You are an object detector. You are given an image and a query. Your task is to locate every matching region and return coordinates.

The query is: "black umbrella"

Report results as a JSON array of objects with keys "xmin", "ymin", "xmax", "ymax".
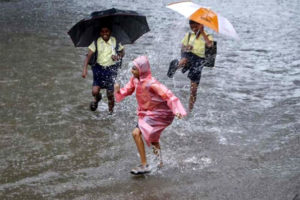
[{"xmin": 68, "ymin": 8, "xmax": 150, "ymax": 47}]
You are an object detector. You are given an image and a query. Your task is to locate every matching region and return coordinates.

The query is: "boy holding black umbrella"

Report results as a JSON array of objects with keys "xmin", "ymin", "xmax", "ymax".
[{"xmin": 82, "ymin": 25, "xmax": 124, "ymax": 114}]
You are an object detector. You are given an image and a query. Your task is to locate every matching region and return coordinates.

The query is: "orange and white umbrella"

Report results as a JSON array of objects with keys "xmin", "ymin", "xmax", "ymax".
[{"xmin": 167, "ymin": 1, "xmax": 239, "ymax": 39}]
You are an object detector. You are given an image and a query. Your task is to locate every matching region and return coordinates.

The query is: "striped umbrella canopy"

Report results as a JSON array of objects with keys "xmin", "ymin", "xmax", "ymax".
[{"xmin": 167, "ymin": 1, "xmax": 239, "ymax": 39}]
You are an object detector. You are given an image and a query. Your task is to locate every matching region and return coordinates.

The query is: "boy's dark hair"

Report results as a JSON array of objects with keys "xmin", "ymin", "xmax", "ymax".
[
  {"xmin": 99, "ymin": 22, "xmax": 112, "ymax": 31},
  {"xmin": 189, "ymin": 20, "xmax": 199, "ymax": 25}
]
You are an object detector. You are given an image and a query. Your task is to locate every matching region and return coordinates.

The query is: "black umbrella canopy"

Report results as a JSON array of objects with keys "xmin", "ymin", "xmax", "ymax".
[{"xmin": 68, "ymin": 8, "xmax": 150, "ymax": 47}]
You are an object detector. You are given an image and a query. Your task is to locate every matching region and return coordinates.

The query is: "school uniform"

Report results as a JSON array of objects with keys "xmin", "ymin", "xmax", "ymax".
[
  {"xmin": 88, "ymin": 37, "xmax": 124, "ymax": 91},
  {"xmin": 181, "ymin": 32, "xmax": 213, "ymax": 84}
]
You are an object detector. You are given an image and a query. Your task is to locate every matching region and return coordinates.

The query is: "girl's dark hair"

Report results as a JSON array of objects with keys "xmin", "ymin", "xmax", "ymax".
[{"xmin": 189, "ymin": 20, "xmax": 199, "ymax": 25}]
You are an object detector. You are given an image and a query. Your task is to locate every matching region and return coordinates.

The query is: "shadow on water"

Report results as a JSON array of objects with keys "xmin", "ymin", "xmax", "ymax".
[{"xmin": 0, "ymin": 0, "xmax": 300, "ymax": 199}]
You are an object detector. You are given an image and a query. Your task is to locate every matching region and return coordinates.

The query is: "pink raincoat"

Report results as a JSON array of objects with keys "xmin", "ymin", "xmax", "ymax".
[{"xmin": 115, "ymin": 56, "xmax": 187, "ymax": 146}]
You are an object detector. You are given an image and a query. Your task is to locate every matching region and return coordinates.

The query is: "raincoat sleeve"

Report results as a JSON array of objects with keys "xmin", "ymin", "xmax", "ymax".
[
  {"xmin": 114, "ymin": 77, "xmax": 136, "ymax": 102},
  {"xmin": 150, "ymin": 83, "xmax": 187, "ymax": 116}
]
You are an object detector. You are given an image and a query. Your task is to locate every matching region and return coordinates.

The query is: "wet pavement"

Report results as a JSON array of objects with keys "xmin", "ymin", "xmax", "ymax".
[{"xmin": 0, "ymin": 0, "xmax": 299, "ymax": 199}]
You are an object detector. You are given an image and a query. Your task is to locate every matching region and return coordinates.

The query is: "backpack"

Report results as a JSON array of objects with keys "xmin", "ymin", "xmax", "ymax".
[
  {"xmin": 88, "ymin": 39, "xmax": 98, "ymax": 66},
  {"xmin": 204, "ymin": 40, "xmax": 217, "ymax": 68},
  {"xmin": 88, "ymin": 38, "xmax": 122, "ymax": 67}
]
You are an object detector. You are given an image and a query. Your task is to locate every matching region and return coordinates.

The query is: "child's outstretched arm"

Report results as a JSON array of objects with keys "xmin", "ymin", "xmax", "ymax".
[
  {"xmin": 82, "ymin": 49, "xmax": 94, "ymax": 78},
  {"xmin": 114, "ymin": 77, "xmax": 136, "ymax": 102},
  {"xmin": 151, "ymin": 83, "xmax": 187, "ymax": 117}
]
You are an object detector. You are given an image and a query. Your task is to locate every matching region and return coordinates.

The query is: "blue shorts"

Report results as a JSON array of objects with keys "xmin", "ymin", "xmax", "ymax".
[
  {"xmin": 92, "ymin": 64, "xmax": 118, "ymax": 91},
  {"xmin": 182, "ymin": 52, "xmax": 205, "ymax": 84}
]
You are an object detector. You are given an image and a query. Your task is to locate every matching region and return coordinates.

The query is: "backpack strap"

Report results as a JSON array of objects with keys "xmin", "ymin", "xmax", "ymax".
[
  {"xmin": 115, "ymin": 38, "xmax": 122, "ymax": 55},
  {"xmin": 181, "ymin": 32, "xmax": 192, "ymax": 56},
  {"xmin": 95, "ymin": 38, "xmax": 98, "ymax": 53},
  {"xmin": 110, "ymin": 37, "xmax": 120, "ymax": 55},
  {"xmin": 187, "ymin": 32, "xmax": 191, "ymax": 45},
  {"xmin": 115, "ymin": 39, "xmax": 119, "ymax": 53},
  {"xmin": 190, "ymin": 30, "xmax": 200, "ymax": 46},
  {"xmin": 113, "ymin": 38, "xmax": 123, "ymax": 68},
  {"xmin": 93, "ymin": 38, "xmax": 98, "ymax": 63},
  {"xmin": 87, "ymin": 39, "xmax": 98, "ymax": 66}
]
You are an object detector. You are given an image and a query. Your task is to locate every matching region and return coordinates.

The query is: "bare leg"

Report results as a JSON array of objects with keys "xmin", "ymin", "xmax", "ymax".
[
  {"xmin": 151, "ymin": 142, "xmax": 160, "ymax": 149},
  {"xmin": 132, "ymin": 128, "xmax": 147, "ymax": 166},
  {"xmin": 178, "ymin": 57, "xmax": 188, "ymax": 68},
  {"xmin": 189, "ymin": 81, "xmax": 199, "ymax": 112},
  {"xmin": 106, "ymin": 90, "xmax": 115, "ymax": 113},
  {"xmin": 92, "ymin": 86, "xmax": 101, "ymax": 101},
  {"xmin": 151, "ymin": 142, "xmax": 163, "ymax": 167},
  {"xmin": 90, "ymin": 86, "xmax": 102, "ymax": 111}
]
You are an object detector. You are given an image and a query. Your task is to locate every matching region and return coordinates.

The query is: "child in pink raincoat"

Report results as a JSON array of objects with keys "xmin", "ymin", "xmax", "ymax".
[{"xmin": 114, "ymin": 56, "xmax": 187, "ymax": 175}]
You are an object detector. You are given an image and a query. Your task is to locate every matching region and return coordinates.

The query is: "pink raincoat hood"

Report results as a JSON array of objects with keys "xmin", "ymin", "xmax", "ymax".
[
  {"xmin": 115, "ymin": 56, "xmax": 187, "ymax": 146},
  {"xmin": 132, "ymin": 56, "xmax": 152, "ymax": 81}
]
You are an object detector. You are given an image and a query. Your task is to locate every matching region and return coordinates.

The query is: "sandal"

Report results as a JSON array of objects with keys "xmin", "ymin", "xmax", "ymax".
[
  {"xmin": 130, "ymin": 164, "xmax": 151, "ymax": 175},
  {"xmin": 90, "ymin": 94, "xmax": 102, "ymax": 111},
  {"xmin": 167, "ymin": 59, "xmax": 179, "ymax": 78},
  {"xmin": 90, "ymin": 101, "xmax": 98, "ymax": 111}
]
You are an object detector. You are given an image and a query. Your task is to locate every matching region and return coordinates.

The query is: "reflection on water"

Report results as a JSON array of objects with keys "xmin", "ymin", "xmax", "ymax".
[{"xmin": 0, "ymin": 0, "xmax": 299, "ymax": 199}]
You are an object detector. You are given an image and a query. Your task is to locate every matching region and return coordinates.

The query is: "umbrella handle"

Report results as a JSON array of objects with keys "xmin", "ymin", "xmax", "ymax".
[
  {"xmin": 184, "ymin": 30, "xmax": 200, "ymax": 53},
  {"xmin": 190, "ymin": 30, "xmax": 201, "ymax": 45},
  {"xmin": 111, "ymin": 44, "xmax": 117, "ymax": 56}
]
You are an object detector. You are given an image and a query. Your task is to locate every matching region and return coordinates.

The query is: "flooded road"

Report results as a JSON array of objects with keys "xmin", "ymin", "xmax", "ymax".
[{"xmin": 0, "ymin": 0, "xmax": 299, "ymax": 199}]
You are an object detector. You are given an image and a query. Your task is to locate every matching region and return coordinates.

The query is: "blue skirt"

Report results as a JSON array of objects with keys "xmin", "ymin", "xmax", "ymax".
[{"xmin": 182, "ymin": 52, "xmax": 205, "ymax": 84}]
